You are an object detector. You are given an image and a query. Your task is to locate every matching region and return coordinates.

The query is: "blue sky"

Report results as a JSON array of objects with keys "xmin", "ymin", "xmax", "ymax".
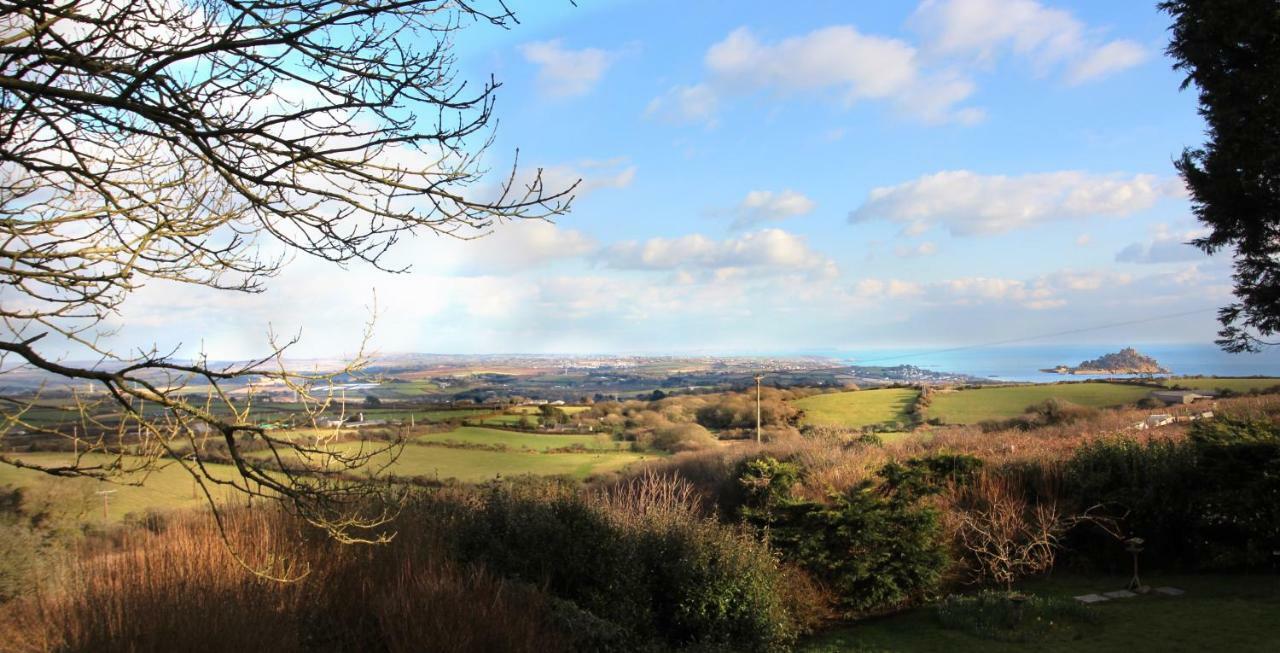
[{"xmin": 111, "ymin": 0, "xmax": 1231, "ymax": 359}]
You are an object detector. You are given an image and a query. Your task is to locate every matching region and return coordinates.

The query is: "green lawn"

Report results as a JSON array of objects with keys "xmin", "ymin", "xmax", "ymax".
[
  {"xmin": 792, "ymin": 388, "xmax": 918, "ymax": 428},
  {"xmin": 928, "ymin": 383, "xmax": 1154, "ymax": 425},
  {"xmin": 803, "ymin": 574, "xmax": 1280, "ymax": 652},
  {"xmin": 1164, "ymin": 376, "xmax": 1280, "ymax": 394},
  {"xmin": 416, "ymin": 426, "xmax": 622, "ymax": 451}
]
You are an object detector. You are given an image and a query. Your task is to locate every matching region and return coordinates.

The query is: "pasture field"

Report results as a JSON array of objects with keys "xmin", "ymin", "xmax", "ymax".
[
  {"xmin": 509, "ymin": 405, "xmax": 592, "ymax": 415},
  {"xmin": 792, "ymin": 388, "xmax": 918, "ymax": 428},
  {"xmin": 355, "ymin": 407, "xmax": 494, "ymax": 423},
  {"xmin": 361, "ymin": 443, "xmax": 651, "ymax": 482},
  {"xmin": 803, "ymin": 574, "xmax": 1280, "ymax": 652},
  {"xmin": 0, "ymin": 453, "xmax": 244, "ymax": 523},
  {"xmin": 415, "ymin": 426, "xmax": 622, "ymax": 451},
  {"xmin": 1163, "ymin": 376, "xmax": 1280, "ymax": 394},
  {"xmin": 928, "ymin": 383, "xmax": 1153, "ymax": 425},
  {"xmin": 472, "ymin": 414, "xmax": 527, "ymax": 426},
  {"xmin": 1, "ymin": 428, "xmax": 649, "ymax": 523}
]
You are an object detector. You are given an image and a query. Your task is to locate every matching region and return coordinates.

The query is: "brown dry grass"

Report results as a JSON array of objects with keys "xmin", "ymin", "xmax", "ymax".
[
  {"xmin": 0, "ymin": 507, "xmax": 567, "ymax": 653},
  {"xmin": 613, "ymin": 395, "xmax": 1280, "ymax": 509}
]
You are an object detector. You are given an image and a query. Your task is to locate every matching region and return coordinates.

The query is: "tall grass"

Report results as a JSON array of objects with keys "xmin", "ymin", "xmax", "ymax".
[{"xmin": 0, "ymin": 506, "xmax": 568, "ymax": 653}]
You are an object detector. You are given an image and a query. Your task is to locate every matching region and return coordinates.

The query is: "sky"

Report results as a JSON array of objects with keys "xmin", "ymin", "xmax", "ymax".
[{"xmin": 106, "ymin": 0, "xmax": 1233, "ymax": 360}]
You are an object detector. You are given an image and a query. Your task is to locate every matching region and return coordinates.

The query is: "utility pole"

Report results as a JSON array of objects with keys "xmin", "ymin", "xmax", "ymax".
[
  {"xmin": 95, "ymin": 489, "xmax": 117, "ymax": 524},
  {"xmin": 754, "ymin": 374, "xmax": 764, "ymax": 444}
]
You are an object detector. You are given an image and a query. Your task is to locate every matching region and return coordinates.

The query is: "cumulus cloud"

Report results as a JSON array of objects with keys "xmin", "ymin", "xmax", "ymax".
[
  {"xmin": 849, "ymin": 170, "xmax": 1176, "ymax": 235},
  {"xmin": 911, "ymin": 0, "xmax": 1148, "ymax": 84},
  {"xmin": 1115, "ymin": 224, "xmax": 1210, "ymax": 264},
  {"xmin": 519, "ymin": 40, "xmax": 614, "ymax": 98},
  {"xmin": 600, "ymin": 228, "xmax": 837, "ymax": 278},
  {"xmin": 851, "ymin": 268, "xmax": 1134, "ymax": 312},
  {"xmin": 451, "ymin": 221, "xmax": 596, "ymax": 274},
  {"xmin": 648, "ymin": 25, "xmax": 982, "ymax": 127},
  {"xmin": 716, "ymin": 189, "xmax": 816, "ymax": 229}
]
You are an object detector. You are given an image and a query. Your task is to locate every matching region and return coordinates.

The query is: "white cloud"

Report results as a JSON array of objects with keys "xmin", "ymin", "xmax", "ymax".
[
  {"xmin": 645, "ymin": 83, "xmax": 720, "ymax": 126},
  {"xmin": 894, "ymin": 241, "xmax": 939, "ymax": 258},
  {"xmin": 851, "ymin": 268, "xmax": 1135, "ymax": 312},
  {"xmin": 1075, "ymin": 233, "xmax": 1092, "ymax": 246},
  {"xmin": 911, "ymin": 0, "xmax": 1148, "ymax": 83},
  {"xmin": 450, "ymin": 221, "xmax": 596, "ymax": 274},
  {"xmin": 1067, "ymin": 40, "xmax": 1149, "ymax": 84},
  {"xmin": 601, "ymin": 228, "xmax": 836, "ymax": 278},
  {"xmin": 850, "ymin": 170, "xmax": 1173, "ymax": 235},
  {"xmin": 519, "ymin": 40, "xmax": 614, "ymax": 98},
  {"xmin": 719, "ymin": 190, "xmax": 816, "ymax": 229},
  {"xmin": 1115, "ymin": 224, "xmax": 1210, "ymax": 264},
  {"xmin": 648, "ymin": 25, "xmax": 981, "ymax": 127}
]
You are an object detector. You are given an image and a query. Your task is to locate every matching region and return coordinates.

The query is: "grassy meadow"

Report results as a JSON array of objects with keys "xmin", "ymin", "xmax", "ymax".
[
  {"xmin": 415, "ymin": 426, "xmax": 623, "ymax": 451},
  {"xmin": 927, "ymin": 383, "xmax": 1155, "ymax": 424},
  {"xmin": 0, "ymin": 453, "xmax": 246, "ymax": 523},
  {"xmin": 792, "ymin": 388, "xmax": 918, "ymax": 427},
  {"xmin": 0, "ymin": 427, "xmax": 647, "ymax": 524}
]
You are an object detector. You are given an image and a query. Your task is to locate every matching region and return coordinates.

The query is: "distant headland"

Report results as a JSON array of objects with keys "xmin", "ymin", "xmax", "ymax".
[{"xmin": 1042, "ymin": 347, "xmax": 1170, "ymax": 375}]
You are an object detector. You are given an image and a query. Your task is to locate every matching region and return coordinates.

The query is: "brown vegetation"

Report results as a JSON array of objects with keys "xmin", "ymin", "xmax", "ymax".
[{"xmin": 0, "ymin": 507, "xmax": 567, "ymax": 653}]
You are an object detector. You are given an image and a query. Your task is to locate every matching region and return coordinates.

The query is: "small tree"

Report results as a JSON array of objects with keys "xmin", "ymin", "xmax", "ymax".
[{"xmin": 946, "ymin": 473, "xmax": 1068, "ymax": 592}]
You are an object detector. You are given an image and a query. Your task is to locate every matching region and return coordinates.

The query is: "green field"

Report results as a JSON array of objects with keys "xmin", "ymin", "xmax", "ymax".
[
  {"xmin": 792, "ymin": 388, "xmax": 918, "ymax": 428},
  {"xmin": 1164, "ymin": 376, "xmax": 1280, "ymax": 394},
  {"xmin": 0, "ymin": 453, "xmax": 245, "ymax": 523},
  {"xmin": 345, "ymin": 408, "xmax": 495, "ymax": 423},
  {"xmin": 803, "ymin": 574, "xmax": 1280, "ymax": 652},
  {"xmin": 360, "ymin": 443, "xmax": 651, "ymax": 483},
  {"xmin": 416, "ymin": 426, "xmax": 622, "ymax": 451},
  {"xmin": 509, "ymin": 405, "xmax": 592, "ymax": 415},
  {"xmin": 1, "ymin": 427, "xmax": 649, "ymax": 523},
  {"xmin": 928, "ymin": 383, "xmax": 1154, "ymax": 425}
]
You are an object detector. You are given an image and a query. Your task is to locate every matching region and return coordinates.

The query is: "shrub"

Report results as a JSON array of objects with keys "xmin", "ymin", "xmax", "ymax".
[
  {"xmin": 652, "ymin": 422, "xmax": 716, "ymax": 452},
  {"xmin": 445, "ymin": 477, "xmax": 805, "ymax": 652},
  {"xmin": 1061, "ymin": 417, "xmax": 1280, "ymax": 569},
  {"xmin": 737, "ymin": 457, "xmax": 950, "ymax": 616}
]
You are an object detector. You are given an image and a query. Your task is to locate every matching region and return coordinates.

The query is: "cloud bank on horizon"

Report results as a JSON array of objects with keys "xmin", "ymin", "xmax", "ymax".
[{"xmin": 99, "ymin": 0, "xmax": 1225, "ymax": 359}]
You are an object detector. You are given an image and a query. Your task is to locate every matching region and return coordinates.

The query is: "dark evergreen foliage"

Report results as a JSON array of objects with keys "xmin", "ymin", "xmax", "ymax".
[{"xmin": 1161, "ymin": 0, "xmax": 1280, "ymax": 351}]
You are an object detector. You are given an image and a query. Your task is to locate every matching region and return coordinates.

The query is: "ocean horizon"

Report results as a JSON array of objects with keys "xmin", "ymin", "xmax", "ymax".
[{"xmin": 799, "ymin": 344, "xmax": 1280, "ymax": 383}]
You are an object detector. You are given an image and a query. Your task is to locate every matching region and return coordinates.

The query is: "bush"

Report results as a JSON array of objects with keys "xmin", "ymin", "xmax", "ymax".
[
  {"xmin": 737, "ymin": 457, "xmax": 950, "ymax": 616},
  {"xmin": 445, "ymin": 478, "xmax": 805, "ymax": 652},
  {"xmin": 651, "ymin": 423, "xmax": 716, "ymax": 452},
  {"xmin": 1061, "ymin": 417, "xmax": 1280, "ymax": 570}
]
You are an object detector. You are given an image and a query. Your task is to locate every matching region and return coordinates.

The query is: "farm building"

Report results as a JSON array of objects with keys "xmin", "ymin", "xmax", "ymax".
[{"xmin": 1149, "ymin": 390, "xmax": 1213, "ymax": 405}]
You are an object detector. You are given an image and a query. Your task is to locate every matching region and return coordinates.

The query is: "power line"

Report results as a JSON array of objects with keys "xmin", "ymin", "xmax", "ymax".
[{"xmin": 841, "ymin": 307, "xmax": 1219, "ymax": 367}]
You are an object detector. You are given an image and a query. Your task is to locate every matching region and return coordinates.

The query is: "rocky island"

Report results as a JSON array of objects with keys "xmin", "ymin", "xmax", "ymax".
[{"xmin": 1042, "ymin": 347, "xmax": 1169, "ymax": 375}]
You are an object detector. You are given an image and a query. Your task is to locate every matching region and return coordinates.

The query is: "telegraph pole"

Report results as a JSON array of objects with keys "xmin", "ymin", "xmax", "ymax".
[
  {"xmin": 754, "ymin": 374, "xmax": 764, "ymax": 444},
  {"xmin": 95, "ymin": 489, "xmax": 117, "ymax": 524}
]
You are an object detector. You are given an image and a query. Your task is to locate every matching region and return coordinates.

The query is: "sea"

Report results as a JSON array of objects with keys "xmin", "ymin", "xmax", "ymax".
[{"xmin": 798, "ymin": 344, "xmax": 1280, "ymax": 383}]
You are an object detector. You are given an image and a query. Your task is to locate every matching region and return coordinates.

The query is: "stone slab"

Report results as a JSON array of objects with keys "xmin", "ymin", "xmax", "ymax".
[
  {"xmin": 1102, "ymin": 590, "xmax": 1138, "ymax": 599},
  {"xmin": 1154, "ymin": 586, "xmax": 1185, "ymax": 596},
  {"xmin": 1074, "ymin": 594, "xmax": 1110, "ymax": 604}
]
